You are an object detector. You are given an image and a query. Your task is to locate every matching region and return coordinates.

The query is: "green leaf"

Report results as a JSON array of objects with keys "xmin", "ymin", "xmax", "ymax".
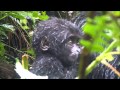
[
  {"xmin": 39, "ymin": 15, "xmax": 49, "ymax": 21},
  {"xmin": 20, "ymin": 19, "xmax": 27, "ymax": 24},
  {"xmin": 111, "ymin": 11, "xmax": 120, "ymax": 17},
  {"xmin": 80, "ymin": 39, "xmax": 91, "ymax": 49},
  {"xmin": 10, "ymin": 12, "xmax": 25, "ymax": 19},
  {"xmin": 105, "ymin": 53, "xmax": 114, "ymax": 62},
  {"xmin": 0, "ymin": 24, "xmax": 15, "ymax": 32},
  {"xmin": 91, "ymin": 44, "xmax": 104, "ymax": 53},
  {"xmin": 0, "ymin": 42, "xmax": 5, "ymax": 56},
  {"xmin": 26, "ymin": 48, "xmax": 35, "ymax": 56},
  {"xmin": 0, "ymin": 29, "xmax": 7, "ymax": 37},
  {"xmin": 83, "ymin": 23, "xmax": 96, "ymax": 38},
  {"xmin": 33, "ymin": 11, "xmax": 40, "ymax": 17}
]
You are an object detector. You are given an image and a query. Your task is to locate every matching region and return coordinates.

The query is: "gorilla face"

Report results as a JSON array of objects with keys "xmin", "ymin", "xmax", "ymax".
[
  {"xmin": 66, "ymin": 39, "xmax": 81, "ymax": 62},
  {"xmin": 59, "ymin": 36, "xmax": 83, "ymax": 66},
  {"xmin": 32, "ymin": 17, "xmax": 83, "ymax": 66},
  {"xmin": 30, "ymin": 17, "xmax": 86, "ymax": 79}
]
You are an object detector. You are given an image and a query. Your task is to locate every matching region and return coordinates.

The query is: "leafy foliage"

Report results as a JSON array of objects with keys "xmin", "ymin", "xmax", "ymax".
[
  {"xmin": 79, "ymin": 11, "xmax": 120, "ymax": 77},
  {"xmin": 0, "ymin": 11, "xmax": 49, "ymax": 63},
  {"xmin": 0, "ymin": 11, "xmax": 120, "ymax": 79}
]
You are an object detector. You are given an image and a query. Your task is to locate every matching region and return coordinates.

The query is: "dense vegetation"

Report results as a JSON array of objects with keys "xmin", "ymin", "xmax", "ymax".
[{"xmin": 0, "ymin": 11, "xmax": 120, "ymax": 79}]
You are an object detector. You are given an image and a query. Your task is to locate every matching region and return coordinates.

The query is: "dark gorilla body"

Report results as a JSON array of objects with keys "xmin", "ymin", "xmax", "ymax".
[
  {"xmin": 30, "ymin": 17, "xmax": 83, "ymax": 79},
  {"xmin": 87, "ymin": 55, "xmax": 120, "ymax": 79},
  {"xmin": 30, "ymin": 17, "xmax": 120, "ymax": 79}
]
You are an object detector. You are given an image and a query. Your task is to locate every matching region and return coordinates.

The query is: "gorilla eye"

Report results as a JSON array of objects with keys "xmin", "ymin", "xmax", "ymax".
[
  {"xmin": 67, "ymin": 40, "xmax": 73, "ymax": 45},
  {"xmin": 68, "ymin": 36, "xmax": 80, "ymax": 44},
  {"xmin": 68, "ymin": 40, "xmax": 73, "ymax": 44}
]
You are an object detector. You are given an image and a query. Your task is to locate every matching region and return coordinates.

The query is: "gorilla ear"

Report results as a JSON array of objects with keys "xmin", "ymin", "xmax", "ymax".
[{"xmin": 40, "ymin": 36, "xmax": 50, "ymax": 51}]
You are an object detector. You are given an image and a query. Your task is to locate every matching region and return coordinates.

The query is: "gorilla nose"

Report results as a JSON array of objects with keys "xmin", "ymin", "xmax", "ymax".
[{"xmin": 76, "ymin": 48, "xmax": 80, "ymax": 53}]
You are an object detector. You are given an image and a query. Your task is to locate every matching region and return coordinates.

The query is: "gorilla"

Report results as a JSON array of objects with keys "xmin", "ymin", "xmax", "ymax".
[
  {"xmin": 30, "ymin": 15, "xmax": 120, "ymax": 79},
  {"xmin": 30, "ymin": 17, "xmax": 83, "ymax": 79}
]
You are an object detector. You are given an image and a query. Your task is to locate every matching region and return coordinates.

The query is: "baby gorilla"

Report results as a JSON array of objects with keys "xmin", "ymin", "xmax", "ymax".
[{"xmin": 30, "ymin": 17, "xmax": 83, "ymax": 79}]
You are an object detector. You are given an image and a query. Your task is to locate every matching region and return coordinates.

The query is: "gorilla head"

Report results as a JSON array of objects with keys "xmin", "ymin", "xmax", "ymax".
[
  {"xmin": 32, "ymin": 17, "xmax": 83, "ymax": 66},
  {"xmin": 31, "ymin": 17, "xmax": 83, "ymax": 79}
]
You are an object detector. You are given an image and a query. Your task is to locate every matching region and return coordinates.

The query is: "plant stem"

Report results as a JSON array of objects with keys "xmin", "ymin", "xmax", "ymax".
[
  {"xmin": 85, "ymin": 40, "xmax": 118, "ymax": 76},
  {"xmin": 22, "ymin": 54, "xmax": 29, "ymax": 70}
]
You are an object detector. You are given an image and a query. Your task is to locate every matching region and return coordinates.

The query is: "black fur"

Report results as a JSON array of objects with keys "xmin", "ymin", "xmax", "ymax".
[
  {"xmin": 87, "ymin": 55, "xmax": 120, "ymax": 79},
  {"xmin": 30, "ymin": 17, "xmax": 120, "ymax": 79},
  {"xmin": 30, "ymin": 17, "xmax": 83, "ymax": 79}
]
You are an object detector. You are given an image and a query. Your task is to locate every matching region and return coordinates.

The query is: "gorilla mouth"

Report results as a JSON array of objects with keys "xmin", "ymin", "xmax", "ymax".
[{"xmin": 69, "ymin": 53, "xmax": 79, "ymax": 62}]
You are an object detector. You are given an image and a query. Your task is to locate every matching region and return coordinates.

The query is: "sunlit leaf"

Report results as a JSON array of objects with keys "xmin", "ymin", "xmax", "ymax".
[
  {"xmin": 91, "ymin": 44, "xmax": 104, "ymax": 53},
  {"xmin": 0, "ymin": 24, "xmax": 15, "ymax": 32},
  {"xmin": 111, "ymin": 11, "xmax": 120, "ymax": 17},
  {"xmin": 10, "ymin": 12, "xmax": 25, "ymax": 19},
  {"xmin": 105, "ymin": 53, "xmax": 114, "ymax": 62},
  {"xmin": 15, "ymin": 58, "xmax": 48, "ymax": 79},
  {"xmin": 26, "ymin": 48, "xmax": 35, "ymax": 56},
  {"xmin": 80, "ymin": 39, "xmax": 91, "ymax": 50},
  {"xmin": 33, "ymin": 11, "xmax": 40, "ymax": 17}
]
